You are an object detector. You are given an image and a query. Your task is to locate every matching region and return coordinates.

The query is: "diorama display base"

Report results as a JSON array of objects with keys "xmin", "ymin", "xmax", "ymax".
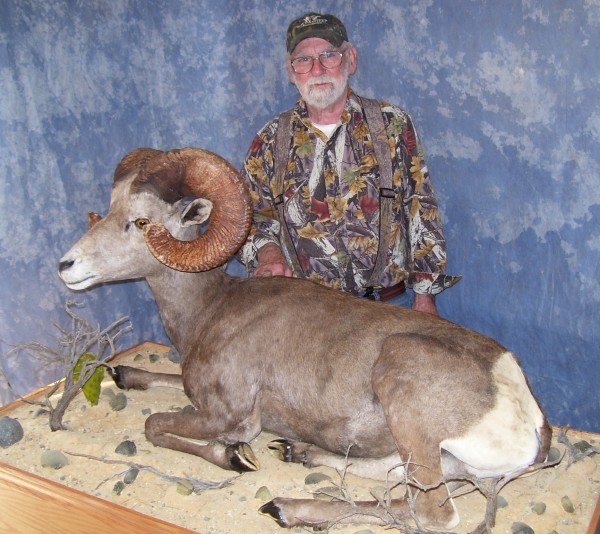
[{"xmin": 1, "ymin": 342, "xmax": 599, "ymax": 534}]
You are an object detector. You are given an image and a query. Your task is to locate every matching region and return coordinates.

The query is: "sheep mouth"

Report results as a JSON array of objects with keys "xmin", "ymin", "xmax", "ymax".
[{"xmin": 63, "ymin": 275, "xmax": 98, "ymax": 290}]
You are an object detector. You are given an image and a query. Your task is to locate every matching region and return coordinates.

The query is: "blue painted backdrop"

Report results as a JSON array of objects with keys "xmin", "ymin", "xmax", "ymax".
[{"xmin": 1, "ymin": 1, "xmax": 599, "ymax": 431}]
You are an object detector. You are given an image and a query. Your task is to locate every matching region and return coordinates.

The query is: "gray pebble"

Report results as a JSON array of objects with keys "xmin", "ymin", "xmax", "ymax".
[
  {"xmin": 547, "ymin": 446, "xmax": 562, "ymax": 463},
  {"xmin": 124, "ymin": 467, "xmax": 139, "ymax": 484},
  {"xmin": 115, "ymin": 440, "xmax": 137, "ymax": 456},
  {"xmin": 255, "ymin": 486, "xmax": 272, "ymax": 500},
  {"xmin": 561, "ymin": 495, "xmax": 575, "ymax": 513},
  {"xmin": 181, "ymin": 405, "xmax": 196, "ymax": 414},
  {"xmin": 574, "ymin": 440, "xmax": 592, "ymax": 453},
  {"xmin": 511, "ymin": 522, "xmax": 534, "ymax": 534},
  {"xmin": 167, "ymin": 347, "xmax": 181, "ymax": 363},
  {"xmin": 109, "ymin": 392, "xmax": 127, "ymax": 411},
  {"xmin": 305, "ymin": 472, "xmax": 331, "ymax": 485},
  {"xmin": 149, "ymin": 353, "xmax": 160, "ymax": 363},
  {"xmin": 353, "ymin": 530, "xmax": 373, "ymax": 534},
  {"xmin": 133, "ymin": 353, "xmax": 144, "ymax": 362},
  {"xmin": 497, "ymin": 495, "xmax": 509, "ymax": 508},
  {"xmin": 0, "ymin": 416, "xmax": 24, "ymax": 448},
  {"xmin": 41, "ymin": 449, "xmax": 68, "ymax": 469},
  {"xmin": 177, "ymin": 478, "xmax": 194, "ymax": 495},
  {"xmin": 531, "ymin": 501, "xmax": 546, "ymax": 514},
  {"xmin": 141, "ymin": 408, "xmax": 152, "ymax": 415},
  {"xmin": 113, "ymin": 481, "xmax": 126, "ymax": 495}
]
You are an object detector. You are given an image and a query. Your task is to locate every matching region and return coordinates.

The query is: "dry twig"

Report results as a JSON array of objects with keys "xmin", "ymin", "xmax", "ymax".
[
  {"xmin": 64, "ymin": 450, "xmax": 235, "ymax": 493},
  {"xmin": 0, "ymin": 301, "xmax": 131, "ymax": 430}
]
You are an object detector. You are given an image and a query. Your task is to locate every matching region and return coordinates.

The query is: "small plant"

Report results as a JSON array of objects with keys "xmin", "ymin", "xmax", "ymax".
[{"xmin": 0, "ymin": 300, "xmax": 131, "ymax": 430}]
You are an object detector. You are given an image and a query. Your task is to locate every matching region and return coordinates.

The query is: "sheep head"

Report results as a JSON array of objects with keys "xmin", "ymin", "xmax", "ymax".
[{"xmin": 59, "ymin": 147, "xmax": 252, "ymax": 289}]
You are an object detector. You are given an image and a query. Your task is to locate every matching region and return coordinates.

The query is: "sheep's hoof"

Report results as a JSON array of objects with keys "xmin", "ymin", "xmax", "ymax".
[
  {"xmin": 108, "ymin": 365, "xmax": 127, "ymax": 390},
  {"xmin": 227, "ymin": 442, "xmax": 259, "ymax": 472},
  {"xmin": 267, "ymin": 438, "xmax": 294, "ymax": 462},
  {"xmin": 259, "ymin": 500, "xmax": 288, "ymax": 528}
]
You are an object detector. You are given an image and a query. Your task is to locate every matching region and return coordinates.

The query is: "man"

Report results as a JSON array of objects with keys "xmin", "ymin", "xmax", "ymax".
[{"xmin": 240, "ymin": 12, "xmax": 459, "ymax": 315}]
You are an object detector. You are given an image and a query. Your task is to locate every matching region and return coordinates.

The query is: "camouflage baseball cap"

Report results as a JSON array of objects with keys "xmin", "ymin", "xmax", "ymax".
[{"xmin": 286, "ymin": 13, "xmax": 348, "ymax": 53}]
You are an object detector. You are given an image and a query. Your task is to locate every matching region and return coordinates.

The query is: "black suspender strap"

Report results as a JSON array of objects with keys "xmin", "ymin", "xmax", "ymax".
[
  {"xmin": 273, "ymin": 110, "xmax": 304, "ymax": 275},
  {"xmin": 361, "ymin": 97, "xmax": 395, "ymax": 289}
]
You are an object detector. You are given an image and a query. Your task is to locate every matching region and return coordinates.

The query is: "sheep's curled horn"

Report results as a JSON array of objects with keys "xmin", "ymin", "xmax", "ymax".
[{"xmin": 115, "ymin": 147, "xmax": 253, "ymax": 272}]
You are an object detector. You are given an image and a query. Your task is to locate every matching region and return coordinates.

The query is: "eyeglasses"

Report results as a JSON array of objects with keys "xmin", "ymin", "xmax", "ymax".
[{"xmin": 290, "ymin": 50, "xmax": 345, "ymax": 74}]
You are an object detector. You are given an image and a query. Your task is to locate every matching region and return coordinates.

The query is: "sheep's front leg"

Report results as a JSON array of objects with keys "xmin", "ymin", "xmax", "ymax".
[{"xmin": 145, "ymin": 410, "xmax": 260, "ymax": 472}]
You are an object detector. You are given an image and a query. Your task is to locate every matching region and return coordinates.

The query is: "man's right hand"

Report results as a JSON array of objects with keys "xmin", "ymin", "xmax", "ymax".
[{"xmin": 253, "ymin": 243, "xmax": 294, "ymax": 278}]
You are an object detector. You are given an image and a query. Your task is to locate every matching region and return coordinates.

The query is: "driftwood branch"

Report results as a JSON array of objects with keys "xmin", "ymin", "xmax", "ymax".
[{"xmin": 64, "ymin": 451, "xmax": 235, "ymax": 493}]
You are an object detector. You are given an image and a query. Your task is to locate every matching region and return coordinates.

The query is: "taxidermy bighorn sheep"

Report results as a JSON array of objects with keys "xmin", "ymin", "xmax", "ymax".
[{"xmin": 59, "ymin": 147, "xmax": 551, "ymax": 530}]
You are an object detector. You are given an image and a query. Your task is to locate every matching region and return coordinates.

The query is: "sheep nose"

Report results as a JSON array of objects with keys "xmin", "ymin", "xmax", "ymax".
[{"xmin": 58, "ymin": 259, "xmax": 74, "ymax": 272}]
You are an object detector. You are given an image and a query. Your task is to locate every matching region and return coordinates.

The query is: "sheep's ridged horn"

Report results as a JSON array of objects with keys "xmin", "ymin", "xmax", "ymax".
[{"xmin": 137, "ymin": 147, "xmax": 252, "ymax": 272}]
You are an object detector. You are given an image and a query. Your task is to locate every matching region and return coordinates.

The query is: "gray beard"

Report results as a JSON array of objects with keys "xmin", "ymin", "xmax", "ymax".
[{"xmin": 296, "ymin": 64, "xmax": 350, "ymax": 110}]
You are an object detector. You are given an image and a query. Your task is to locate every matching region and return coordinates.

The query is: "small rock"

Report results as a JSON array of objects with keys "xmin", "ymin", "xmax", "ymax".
[
  {"xmin": 531, "ymin": 501, "xmax": 546, "ymax": 514},
  {"xmin": 547, "ymin": 446, "xmax": 562, "ymax": 463},
  {"xmin": 181, "ymin": 405, "xmax": 196, "ymax": 414},
  {"xmin": 255, "ymin": 486, "xmax": 272, "ymax": 500},
  {"xmin": 124, "ymin": 468, "xmax": 139, "ymax": 484},
  {"xmin": 0, "ymin": 416, "xmax": 24, "ymax": 448},
  {"xmin": 113, "ymin": 481, "xmax": 125, "ymax": 495},
  {"xmin": 167, "ymin": 347, "xmax": 181, "ymax": 363},
  {"xmin": 497, "ymin": 495, "xmax": 509, "ymax": 508},
  {"xmin": 573, "ymin": 440, "xmax": 592, "ymax": 453},
  {"xmin": 115, "ymin": 440, "xmax": 137, "ymax": 456},
  {"xmin": 305, "ymin": 472, "xmax": 331, "ymax": 485},
  {"xmin": 141, "ymin": 408, "xmax": 151, "ymax": 415},
  {"xmin": 109, "ymin": 392, "xmax": 127, "ymax": 411},
  {"xmin": 561, "ymin": 495, "xmax": 575, "ymax": 513},
  {"xmin": 41, "ymin": 449, "xmax": 68, "ymax": 469},
  {"xmin": 177, "ymin": 478, "xmax": 194, "ymax": 495},
  {"xmin": 353, "ymin": 530, "xmax": 373, "ymax": 534},
  {"xmin": 511, "ymin": 522, "xmax": 534, "ymax": 534},
  {"xmin": 33, "ymin": 408, "xmax": 49, "ymax": 418},
  {"xmin": 149, "ymin": 353, "xmax": 160, "ymax": 363},
  {"xmin": 133, "ymin": 353, "xmax": 144, "ymax": 362}
]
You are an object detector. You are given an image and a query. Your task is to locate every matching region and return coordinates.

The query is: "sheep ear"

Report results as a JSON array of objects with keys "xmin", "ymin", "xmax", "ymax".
[{"xmin": 180, "ymin": 198, "xmax": 213, "ymax": 227}]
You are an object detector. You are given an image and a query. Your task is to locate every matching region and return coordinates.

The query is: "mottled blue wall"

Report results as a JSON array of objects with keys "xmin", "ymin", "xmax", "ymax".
[{"xmin": 1, "ymin": 1, "xmax": 599, "ymax": 431}]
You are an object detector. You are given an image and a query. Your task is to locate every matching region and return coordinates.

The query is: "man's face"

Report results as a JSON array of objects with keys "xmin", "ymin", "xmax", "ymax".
[{"xmin": 288, "ymin": 37, "xmax": 356, "ymax": 111}]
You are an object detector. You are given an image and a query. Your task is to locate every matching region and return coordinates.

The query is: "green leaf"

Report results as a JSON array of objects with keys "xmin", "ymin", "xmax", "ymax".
[{"xmin": 73, "ymin": 352, "xmax": 104, "ymax": 406}]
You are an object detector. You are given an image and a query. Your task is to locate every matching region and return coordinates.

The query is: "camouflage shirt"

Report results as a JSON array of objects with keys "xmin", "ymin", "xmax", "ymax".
[{"xmin": 240, "ymin": 90, "xmax": 459, "ymax": 295}]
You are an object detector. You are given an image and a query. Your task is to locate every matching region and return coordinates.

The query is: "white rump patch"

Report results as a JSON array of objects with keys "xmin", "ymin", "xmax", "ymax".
[{"xmin": 441, "ymin": 352, "xmax": 545, "ymax": 477}]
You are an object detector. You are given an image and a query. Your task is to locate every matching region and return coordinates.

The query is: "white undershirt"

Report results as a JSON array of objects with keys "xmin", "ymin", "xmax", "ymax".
[{"xmin": 312, "ymin": 122, "xmax": 338, "ymax": 138}]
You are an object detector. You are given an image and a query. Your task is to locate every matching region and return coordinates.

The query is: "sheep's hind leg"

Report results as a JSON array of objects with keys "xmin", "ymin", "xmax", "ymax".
[
  {"xmin": 260, "ymin": 496, "xmax": 411, "ymax": 530},
  {"xmin": 268, "ymin": 439, "xmax": 405, "ymax": 482}
]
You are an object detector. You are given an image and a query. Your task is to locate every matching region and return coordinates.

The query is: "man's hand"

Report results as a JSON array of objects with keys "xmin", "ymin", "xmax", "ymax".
[
  {"xmin": 413, "ymin": 293, "xmax": 438, "ymax": 315},
  {"xmin": 254, "ymin": 243, "xmax": 294, "ymax": 278}
]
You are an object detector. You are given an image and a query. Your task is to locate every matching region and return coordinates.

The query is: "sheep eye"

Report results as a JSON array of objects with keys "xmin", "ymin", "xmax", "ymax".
[{"xmin": 134, "ymin": 218, "xmax": 150, "ymax": 229}]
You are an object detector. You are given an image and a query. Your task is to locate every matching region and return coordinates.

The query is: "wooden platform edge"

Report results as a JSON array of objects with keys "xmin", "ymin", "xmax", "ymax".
[
  {"xmin": 0, "ymin": 461, "xmax": 196, "ymax": 534},
  {"xmin": 589, "ymin": 492, "xmax": 600, "ymax": 534}
]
